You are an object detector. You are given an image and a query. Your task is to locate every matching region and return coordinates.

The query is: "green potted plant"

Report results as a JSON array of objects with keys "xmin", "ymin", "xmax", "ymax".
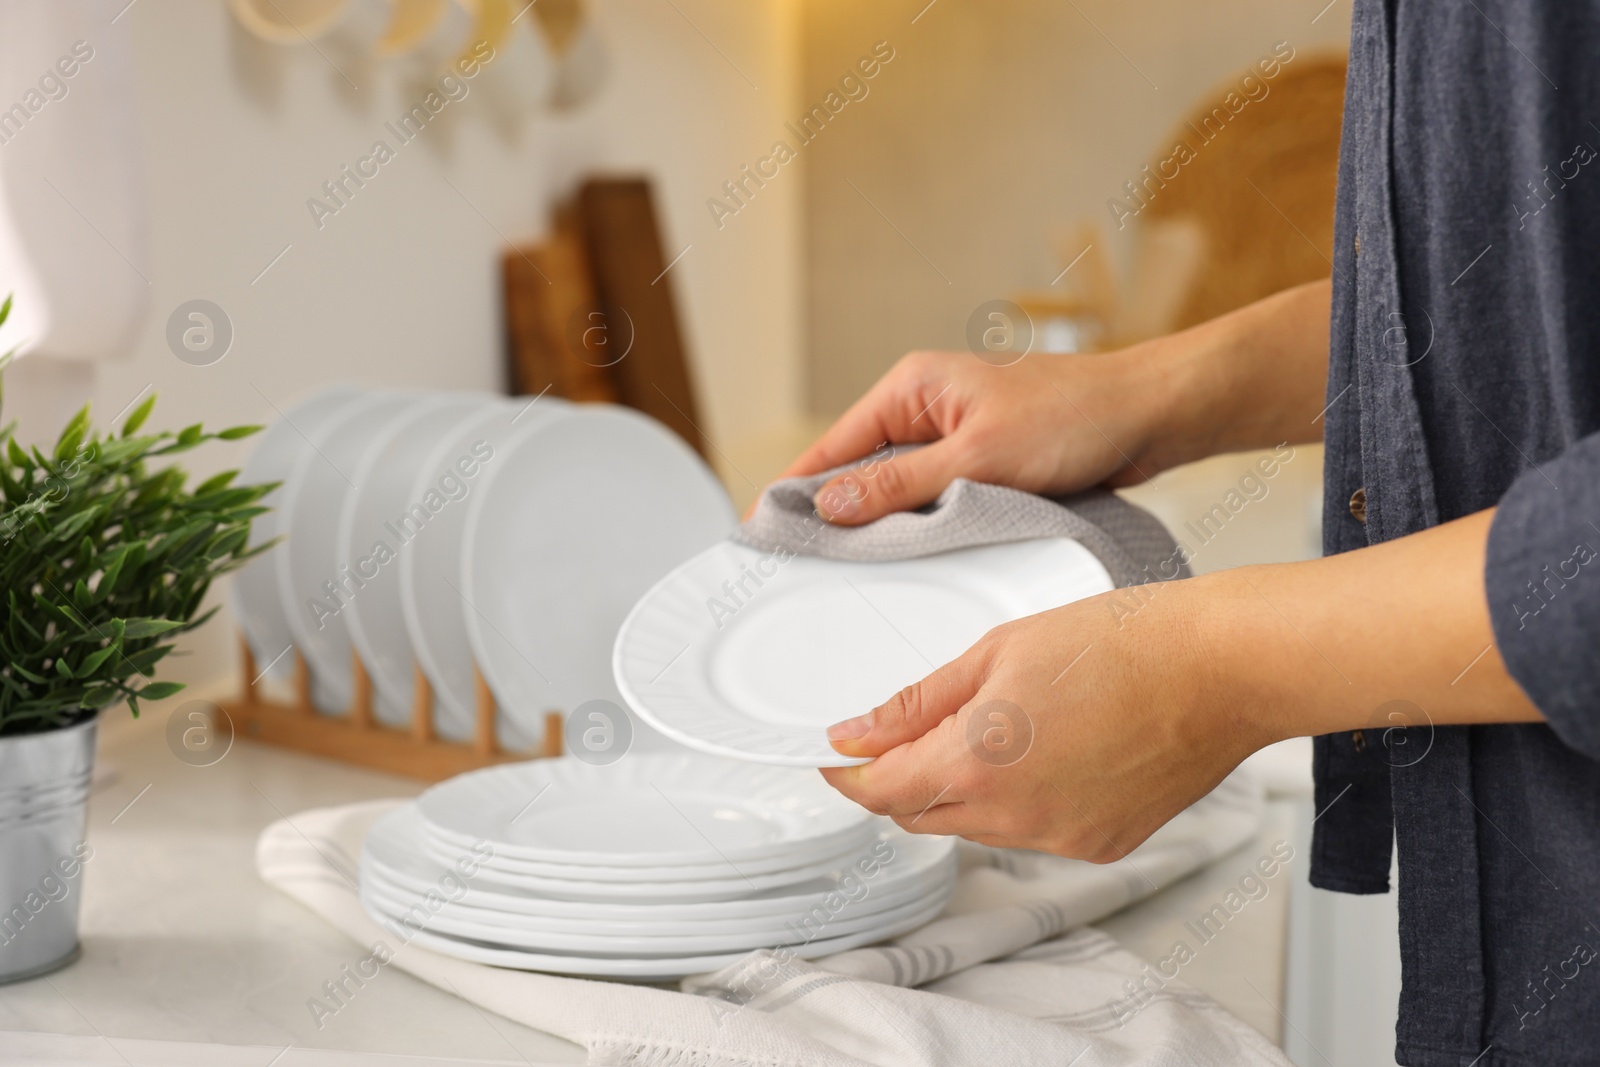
[{"xmin": 0, "ymin": 294, "xmax": 272, "ymax": 982}]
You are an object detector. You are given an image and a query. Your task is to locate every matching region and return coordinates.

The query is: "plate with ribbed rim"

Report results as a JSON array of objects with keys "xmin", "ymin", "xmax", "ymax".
[
  {"xmin": 360, "ymin": 875, "xmax": 955, "ymax": 956},
  {"xmin": 612, "ymin": 537, "xmax": 1115, "ymax": 767},
  {"xmin": 415, "ymin": 753, "xmax": 873, "ymax": 867},
  {"xmin": 276, "ymin": 390, "xmax": 427, "ymax": 714},
  {"xmin": 360, "ymin": 848, "xmax": 953, "ymax": 935},
  {"xmin": 363, "ymin": 804, "xmax": 955, "ymax": 925},
  {"xmin": 397, "ymin": 398, "xmax": 567, "ymax": 743},
  {"xmin": 358, "ymin": 891, "xmax": 952, "ymax": 980},
  {"xmin": 459, "ymin": 405, "xmax": 735, "ymax": 751},
  {"xmin": 423, "ymin": 833, "xmax": 883, "ymax": 902},
  {"xmin": 421, "ymin": 819, "xmax": 880, "ymax": 881},
  {"xmin": 340, "ymin": 392, "xmax": 500, "ymax": 726},
  {"xmin": 233, "ymin": 385, "xmax": 363, "ymax": 685}
]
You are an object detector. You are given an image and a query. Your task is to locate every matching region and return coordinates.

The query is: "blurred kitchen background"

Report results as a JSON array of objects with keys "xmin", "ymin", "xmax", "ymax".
[{"xmin": 0, "ymin": 1, "xmax": 1394, "ymax": 1062}]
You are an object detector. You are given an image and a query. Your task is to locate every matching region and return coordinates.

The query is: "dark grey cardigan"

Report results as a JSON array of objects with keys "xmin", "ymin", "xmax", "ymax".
[{"xmin": 1317, "ymin": 1, "xmax": 1600, "ymax": 1063}]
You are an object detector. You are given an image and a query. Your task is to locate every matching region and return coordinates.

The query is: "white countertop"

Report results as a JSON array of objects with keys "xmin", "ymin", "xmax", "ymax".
[{"xmin": 0, "ymin": 700, "xmax": 1298, "ymax": 1064}]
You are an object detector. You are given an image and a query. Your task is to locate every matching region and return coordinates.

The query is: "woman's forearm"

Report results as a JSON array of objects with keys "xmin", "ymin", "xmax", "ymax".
[
  {"xmin": 1134, "ymin": 278, "xmax": 1333, "ymax": 471},
  {"xmin": 1186, "ymin": 507, "xmax": 1543, "ymax": 744}
]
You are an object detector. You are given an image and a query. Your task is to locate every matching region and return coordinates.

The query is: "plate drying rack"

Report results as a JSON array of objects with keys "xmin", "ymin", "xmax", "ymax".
[{"xmin": 220, "ymin": 635, "xmax": 563, "ymax": 781}]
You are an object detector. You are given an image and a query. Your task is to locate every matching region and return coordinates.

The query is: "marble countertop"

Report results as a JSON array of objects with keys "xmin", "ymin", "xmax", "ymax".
[{"xmin": 0, "ymin": 700, "xmax": 1299, "ymax": 1064}]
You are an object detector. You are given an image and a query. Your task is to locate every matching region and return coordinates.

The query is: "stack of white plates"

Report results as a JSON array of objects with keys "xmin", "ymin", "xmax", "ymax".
[
  {"xmin": 232, "ymin": 386, "xmax": 736, "ymax": 747},
  {"xmin": 359, "ymin": 754, "xmax": 958, "ymax": 979}
]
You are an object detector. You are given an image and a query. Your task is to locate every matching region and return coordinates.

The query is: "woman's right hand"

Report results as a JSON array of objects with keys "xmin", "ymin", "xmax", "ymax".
[
  {"xmin": 775, "ymin": 279, "xmax": 1335, "ymax": 526},
  {"xmin": 777, "ymin": 347, "xmax": 1182, "ymax": 526}
]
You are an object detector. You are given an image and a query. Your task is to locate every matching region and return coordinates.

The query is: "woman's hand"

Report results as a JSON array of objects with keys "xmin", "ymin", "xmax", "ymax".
[
  {"xmin": 777, "ymin": 349, "xmax": 1178, "ymax": 526},
  {"xmin": 818, "ymin": 577, "xmax": 1263, "ymax": 857},
  {"xmin": 777, "ymin": 279, "xmax": 1336, "ymax": 526},
  {"xmin": 818, "ymin": 510, "xmax": 1542, "ymax": 859}
]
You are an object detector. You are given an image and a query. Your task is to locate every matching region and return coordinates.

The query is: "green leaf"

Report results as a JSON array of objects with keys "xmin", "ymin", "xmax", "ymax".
[
  {"xmin": 114, "ymin": 542, "xmax": 147, "ymax": 591},
  {"xmin": 121, "ymin": 618, "xmax": 186, "ymax": 640},
  {"xmin": 0, "ymin": 463, "xmax": 23, "ymax": 503},
  {"xmin": 97, "ymin": 553, "xmax": 127, "ymax": 600},
  {"xmin": 55, "ymin": 405, "xmax": 90, "ymax": 461},
  {"xmin": 46, "ymin": 506, "xmax": 101, "ymax": 548},
  {"xmin": 7, "ymin": 435, "xmax": 30, "ymax": 469},
  {"xmin": 78, "ymin": 644, "xmax": 120, "ymax": 676},
  {"xmin": 217, "ymin": 425, "xmax": 263, "ymax": 440},
  {"xmin": 122, "ymin": 645, "xmax": 174, "ymax": 675},
  {"xmin": 192, "ymin": 469, "xmax": 238, "ymax": 496},
  {"xmin": 177, "ymin": 423, "xmax": 203, "ymax": 447},
  {"xmin": 31, "ymin": 594, "xmax": 80, "ymax": 631},
  {"xmin": 82, "ymin": 685, "xmax": 122, "ymax": 709},
  {"xmin": 203, "ymin": 526, "xmax": 249, "ymax": 560},
  {"xmin": 94, "ymin": 436, "xmax": 151, "ymax": 466},
  {"xmin": 188, "ymin": 486, "xmax": 260, "ymax": 511},
  {"xmin": 121, "ymin": 394, "xmax": 156, "ymax": 437},
  {"xmin": 134, "ymin": 680, "xmax": 184, "ymax": 701},
  {"xmin": 11, "ymin": 663, "xmax": 47, "ymax": 685}
]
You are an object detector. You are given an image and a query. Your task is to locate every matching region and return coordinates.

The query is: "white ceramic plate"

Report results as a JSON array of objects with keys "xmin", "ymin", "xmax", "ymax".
[
  {"xmin": 277, "ymin": 391, "xmax": 425, "ymax": 713},
  {"xmin": 425, "ymin": 833, "xmax": 897, "ymax": 902},
  {"xmin": 422, "ymin": 819, "xmax": 877, "ymax": 881},
  {"xmin": 614, "ymin": 538, "xmax": 1115, "ymax": 767},
  {"xmin": 340, "ymin": 393, "xmax": 501, "ymax": 725},
  {"xmin": 398, "ymin": 398, "xmax": 566, "ymax": 741},
  {"xmin": 361, "ymin": 874, "xmax": 953, "ymax": 955},
  {"xmin": 359, "ymin": 891, "xmax": 950, "ymax": 979},
  {"xmin": 415, "ymin": 753, "xmax": 872, "ymax": 866},
  {"xmin": 233, "ymin": 386, "xmax": 362, "ymax": 684},
  {"xmin": 461, "ymin": 405, "xmax": 735, "ymax": 751},
  {"xmin": 363, "ymin": 805, "xmax": 956, "ymax": 925},
  {"xmin": 361, "ymin": 846, "xmax": 952, "ymax": 935}
]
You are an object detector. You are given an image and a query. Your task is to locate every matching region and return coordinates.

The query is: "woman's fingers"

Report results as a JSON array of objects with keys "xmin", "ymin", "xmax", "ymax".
[
  {"xmin": 820, "ymin": 720, "xmax": 968, "ymax": 819},
  {"xmin": 776, "ymin": 366, "xmax": 944, "ymax": 482},
  {"xmin": 888, "ymin": 802, "xmax": 1014, "ymax": 841},
  {"xmin": 811, "ymin": 438, "xmax": 968, "ymax": 525},
  {"xmin": 826, "ymin": 642, "xmax": 990, "ymax": 758}
]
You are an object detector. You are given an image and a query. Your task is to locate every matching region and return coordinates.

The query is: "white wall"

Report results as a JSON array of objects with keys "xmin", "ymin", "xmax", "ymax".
[{"xmin": 4, "ymin": 0, "xmax": 804, "ymax": 690}]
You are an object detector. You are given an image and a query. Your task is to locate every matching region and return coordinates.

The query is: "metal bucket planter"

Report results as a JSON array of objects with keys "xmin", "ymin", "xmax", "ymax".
[{"xmin": 0, "ymin": 715, "xmax": 96, "ymax": 983}]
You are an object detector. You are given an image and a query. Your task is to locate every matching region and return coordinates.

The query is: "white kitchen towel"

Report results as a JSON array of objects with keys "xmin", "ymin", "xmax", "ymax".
[
  {"xmin": 257, "ymin": 770, "xmax": 1290, "ymax": 1067},
  {"xmin": 734, "ymin": 452, "xmax": 1189, "ymax": 589}
]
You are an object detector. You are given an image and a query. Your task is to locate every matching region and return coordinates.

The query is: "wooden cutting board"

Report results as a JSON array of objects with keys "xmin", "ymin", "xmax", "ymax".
[
  {"xmin": 575, "ymin": 178, "xmax": 707, "ymax": 458},
  {"xmin": 501, "ymin": 213, "xmax": 618, "ymax": 403}
]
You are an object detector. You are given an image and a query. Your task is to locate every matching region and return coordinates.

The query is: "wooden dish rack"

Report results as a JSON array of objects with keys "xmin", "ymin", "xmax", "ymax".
[
  {"xmin": 221, "ymin": 636, "xmax": 564, "ymax": 781},
  {"xmin": 218, "ymin": 178, "xmax": 700, "ymax": 782}
]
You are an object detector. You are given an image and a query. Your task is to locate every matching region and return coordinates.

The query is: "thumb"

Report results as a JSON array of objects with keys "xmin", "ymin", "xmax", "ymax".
[
  {"xmin": 828, "ymin": 643, "xmax": 990, "ymax": 758},
  {"xmin": 812, "ymin": 441, "xmax": 964, "ymax": 526}
]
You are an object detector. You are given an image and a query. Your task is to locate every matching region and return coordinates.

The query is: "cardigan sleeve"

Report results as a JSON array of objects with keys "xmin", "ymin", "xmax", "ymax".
[{"xmin": 1485, "ymin": 431, "xmax": 1600, "ymax": 761}]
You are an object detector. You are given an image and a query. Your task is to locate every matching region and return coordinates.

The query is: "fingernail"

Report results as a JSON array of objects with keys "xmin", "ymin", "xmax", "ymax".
[
  {"xmin": 827, "ymin": 713, "xmax": 873, "ymax": 741},
  {"xmin": 814, "ymin": 484, "xmax": 859, "ymax": 522}
]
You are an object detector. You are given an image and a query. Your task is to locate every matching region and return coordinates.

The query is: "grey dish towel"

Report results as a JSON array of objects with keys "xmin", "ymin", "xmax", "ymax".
[{"xmin": 734, "ymin": 454, "xmax": 1189, "ymax": 588}]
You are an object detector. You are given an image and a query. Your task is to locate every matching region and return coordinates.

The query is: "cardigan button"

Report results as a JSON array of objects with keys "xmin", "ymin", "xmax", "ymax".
[
  {"xmin": 1354, "ymin": 234, "xmax": 1361, "ymax": 256},
  {"xmin": 1349, "ymin": 487, "xmax": 1368, "ymax": 524}
]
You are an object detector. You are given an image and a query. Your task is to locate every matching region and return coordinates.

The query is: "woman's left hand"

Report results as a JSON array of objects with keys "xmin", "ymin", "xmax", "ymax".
[
  {"xmin": 820, "ymin": 575, "xmax": 1273, "ymax": 859},
  {"xmin": 820, "ymin": 510, "xmax": 1544, "ymax": 858}
]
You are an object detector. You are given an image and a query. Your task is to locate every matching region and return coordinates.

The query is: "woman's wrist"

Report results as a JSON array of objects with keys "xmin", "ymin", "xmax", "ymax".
[
  {"xmin": 1159, "ymin": 569, "xmax": 1299, "ymax": 755},
  {"xmin": 1104, "ymin": 280, "xmax": 1335, "ymax": 472}
]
